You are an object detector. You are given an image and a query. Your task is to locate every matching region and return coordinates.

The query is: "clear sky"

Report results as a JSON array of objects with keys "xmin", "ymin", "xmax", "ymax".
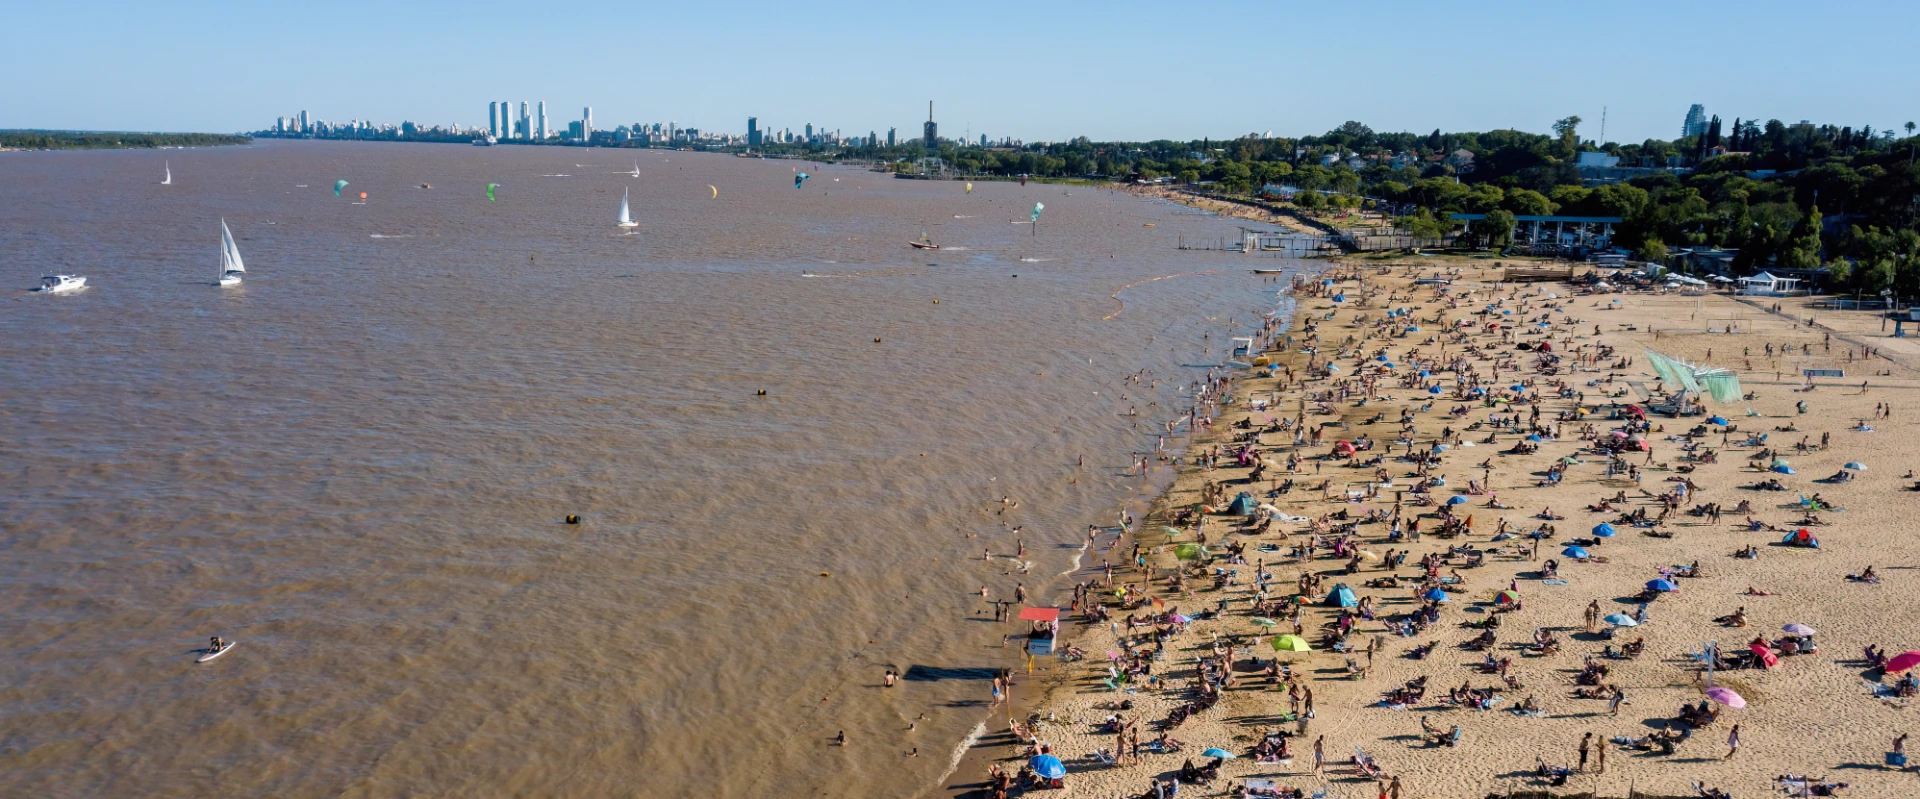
[{"xmin": 5, "ymin": 0, "xmax": 1917, "ymax": 145}]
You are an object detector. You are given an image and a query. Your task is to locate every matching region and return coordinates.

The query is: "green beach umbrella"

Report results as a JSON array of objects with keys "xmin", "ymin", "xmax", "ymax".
[{"xmin": 1271, "ymin": 634, "xmax": 1312, "ymax": 652}]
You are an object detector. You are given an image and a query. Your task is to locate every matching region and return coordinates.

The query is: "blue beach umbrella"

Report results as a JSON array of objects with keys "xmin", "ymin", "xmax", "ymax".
[
  {"xmin": 1332, "ymin": 294, "xmax": 1346, "ymax": 303},
  {"xmin": 1447, "ymin": 495, "xmax": 1468, "ymax": 505},
  {"xmin": 1646, "ymin": 579, "xmax": 1677, "ymax": 592},
  {"xmin": 1202, "ymin": 748, "xmax": 1237, "ymax": 759},
  {"xmin": 1526, "ymin": 434, "xmax": 1543, "ymax": 442},
  {"xmin": 1419, "ymin": 370, "xmax": 1431, "ymax": 378},
  {"xmin": 1562, "ymin": 546, "xmax": 1590, "ymax": 558},
  {"xmin": 1428, "ymin": 386, "xmax": 1443, "ymax": 394},
  {"xmin": 1592, "ymin": 523, "xmax": 1616, "ymax": 537},
  {"xmin": 1423, "ymin": 588, "xmax": 1450, "ymax": 602},
  {"xmin": 1708, "ymin": 416, "xmax": 1729, "ymax": 425},
  {"xmin": 1604, "ymin": 613, "xmax": 1638, "ymax": 627},
  {"xmin": 1510, "ymin": 384, "xmax": 1526, "ymax": 392},
  {"xmin": 1377, "ymin": 355, "xmax": 1390, "ymax": 361},
  {"xmin": 1030, "ymin": 753, "xmax": 1066, "ymax": 780}
]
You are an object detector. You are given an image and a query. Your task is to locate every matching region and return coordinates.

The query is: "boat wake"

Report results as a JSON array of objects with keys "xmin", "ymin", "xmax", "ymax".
[
  {"xmin": 369, "ymin": 234, "xmax": 411, "ymax": 239},
  {"xmin": 953, "ymin": 215, "xmax": 975, "ymax": 219},
  {"xmin": 1017, "ymin": 257, "xmax": 1052, "ymax": 263},
  {"xmin": 1103, "ymin": 270, "xmax": 1221, "ymax": 320},
  {"xmin": 541, "ymin": 174, "xmax": 572, "ymax": 178}
]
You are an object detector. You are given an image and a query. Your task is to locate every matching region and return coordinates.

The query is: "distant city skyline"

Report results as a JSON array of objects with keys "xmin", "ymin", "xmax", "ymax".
[{"xmin": 8, "ymin": 0, "xmax": 1919, "ymax": 143}]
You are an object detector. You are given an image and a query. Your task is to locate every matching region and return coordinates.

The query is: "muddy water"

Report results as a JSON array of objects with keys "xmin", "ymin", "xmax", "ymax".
[{"xmin": 0, "ymin": 140, "xmax": 1302, "ymax": 797}]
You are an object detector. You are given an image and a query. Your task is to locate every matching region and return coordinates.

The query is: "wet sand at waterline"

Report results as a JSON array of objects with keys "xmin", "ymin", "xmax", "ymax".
[
  {"xmin": 0, "ymin": 140, "xmax": 1300, "ymax": 797},
  {"xmin": 975, "ymin": 258, "xmax": 1920, "ymax": 798}
]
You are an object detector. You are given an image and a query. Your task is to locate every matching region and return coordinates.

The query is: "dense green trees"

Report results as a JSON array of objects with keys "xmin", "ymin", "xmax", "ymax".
[{"xmin": 1, "ymin": 130, "xmax": 249, "ymax": 149}]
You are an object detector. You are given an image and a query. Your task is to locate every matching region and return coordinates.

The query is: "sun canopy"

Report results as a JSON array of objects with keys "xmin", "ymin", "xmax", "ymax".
[{"xmin": 1018, "ymin": 607, "xmax": 1061, "ymax": 622}]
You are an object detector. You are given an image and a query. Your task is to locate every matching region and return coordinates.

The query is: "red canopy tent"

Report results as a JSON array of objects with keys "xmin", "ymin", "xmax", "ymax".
[{"xmin": 1018, "ymin": 607, "xmax": 1061, "ymax": 622}]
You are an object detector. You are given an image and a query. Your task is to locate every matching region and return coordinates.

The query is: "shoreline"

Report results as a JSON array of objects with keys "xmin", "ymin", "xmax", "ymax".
[{"xmin": 947, "ymin": 253, "xmax": 1920, "ymax": 798}]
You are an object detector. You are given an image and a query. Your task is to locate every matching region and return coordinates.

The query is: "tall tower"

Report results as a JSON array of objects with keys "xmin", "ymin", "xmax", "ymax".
[
  {"xmin": 747, "ymin": 117, "xmax": 760, "ymax": 147},
  {"xmin": 1683, "ymin": 104, "xmax": 1708, "ymax": 139},
  {"xmin": 489, "ymin": 102, "xmax": 499, "ymax": 137},
  {"xmin": 922, "ymin": 101, "xmax": 937, "ymax": 148},
  {"xmin": 582, "ymin": 107, "xmax": 593, "ymax": 144},
  {"xmin": 537, "ymin": 101, "xmax": 549, "ymax": 139},
  {"xmin": 887, "ymin": 127, "xmax": 895, "ymax": 147}
]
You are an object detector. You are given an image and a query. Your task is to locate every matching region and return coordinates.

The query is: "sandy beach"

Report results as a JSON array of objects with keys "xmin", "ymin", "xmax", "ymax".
[{"xmin": 954, "ymin": 255, "xmax": 1920, "ymax": 799}]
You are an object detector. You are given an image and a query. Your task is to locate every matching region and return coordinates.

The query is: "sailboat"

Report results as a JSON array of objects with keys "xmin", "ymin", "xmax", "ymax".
[
  {"xmin": 616, "ymin": 188, "xmax": 638, "ymax": 229},
  {"xmin": 629, "ymin": 160, "xmax": 641, "ymax": 177},
  {"xmin": 218, "ymin": 219, "xmax": 246, "ymax": 286},
  {"xmin": 162, "ymin": 161, "xmax": 172, "ymax": 185}
]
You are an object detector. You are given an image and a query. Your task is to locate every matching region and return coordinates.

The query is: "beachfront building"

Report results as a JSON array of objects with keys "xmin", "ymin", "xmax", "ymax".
[
  {"xmin": 1738, "ymin": 271, "xmax": 1802, "ymax": 296},
  {"xmin": 1448, "ymin": 214, "xmax": 1623, "ymax": 252}
]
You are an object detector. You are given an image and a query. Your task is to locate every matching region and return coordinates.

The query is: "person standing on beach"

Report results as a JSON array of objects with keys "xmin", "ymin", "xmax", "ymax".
[
  {"xmin": 1312, "ymin": 736, "xmax": 1325, "ymax": 775},
  {"xmin": 1608, "ymin": 686, "xmax": 1626, "ymax": 716},
  {"xmin": 1577, "ymin": 732, "xmax": 1592, "ymax": 772},
  {"xmin": 1726, "ymin": 724, "xmax": 1741, "ymax": 759}
]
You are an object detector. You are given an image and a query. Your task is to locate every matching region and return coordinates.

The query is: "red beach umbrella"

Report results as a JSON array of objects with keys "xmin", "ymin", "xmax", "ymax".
[{"xmin": 1888, "ymin": 651, "xmax": 1920, "ymax": 673}]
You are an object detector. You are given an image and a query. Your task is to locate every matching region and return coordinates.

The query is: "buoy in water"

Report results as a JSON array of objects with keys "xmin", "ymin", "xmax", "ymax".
[
  {"xmin": 874, "ymin": 338, "xmax": 882, "ymax": 342},
  {"xmin": 932, "ymin": 299, "xmax": 939, "ymax": 304},
  {"xmin": 820, "ymin": 571, "xmax": 831, "ymax": 577},
  {"xmin": 756, "ymin": 389, "xmax": 767, "ymax": 396},
  {"xmin": 565, "ymin": 515, "xmax": 580, "ymax": 524}
]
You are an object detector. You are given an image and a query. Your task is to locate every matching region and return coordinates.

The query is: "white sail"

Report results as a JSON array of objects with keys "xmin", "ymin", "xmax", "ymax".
[
  {"xmin": 617, "ymin": 188, "xmax": 634, "ymax": 227},
  {"xmin": 162, "ymin": 161, "xmax": 172, "ymax": 185},
  {"xmin": 629, "ymin": 160, "xmax": 640, "ymax": 177},
  {"xmin": 220, "ymin": 219, "xmax": 245, "ymax": 279}
]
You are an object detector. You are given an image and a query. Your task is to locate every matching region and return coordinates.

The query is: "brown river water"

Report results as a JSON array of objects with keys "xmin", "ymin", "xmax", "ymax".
[{"xmin": 0, "ymin": 140, "xmax": 1302, "ymax": 797}]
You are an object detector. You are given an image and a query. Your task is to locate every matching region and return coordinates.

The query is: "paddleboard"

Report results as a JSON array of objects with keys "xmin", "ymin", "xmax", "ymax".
[{"xmin": 197, "ymin": 641, "xmax": 236, "ymax": 663}]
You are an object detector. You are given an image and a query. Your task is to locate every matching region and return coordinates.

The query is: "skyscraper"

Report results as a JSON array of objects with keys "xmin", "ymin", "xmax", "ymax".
[
  {"xmin": 298, "ymin": 110, "xmax": 309, "ymax": 132},
  {"xmin": 520, "ymin": 102, "xmax": 532, "ymax": 140},
  {"xmin": 537, "ymin": 101, "xmax": 549, "ymax": 139},
  {"xmin": 887, "ymin": 127, "xmax": 895, "ymax": 147},
  {"xmin": 489, "ymin": 102, "xmax": 500, "ymax": 137},
  {"xmin": 1683, "ymin": 104, "xmax": 1708, "ymax": 139},
  {"xmin": 582, "ymin": 107, "xmax": 593, "ymax": 144},
  {"xmin": 747, "ymin": 117, "xmax": 760, "ymax": 147},
  {"xmin": 922, "ymin": 101, "xmax": 937, "ymax": 148}
]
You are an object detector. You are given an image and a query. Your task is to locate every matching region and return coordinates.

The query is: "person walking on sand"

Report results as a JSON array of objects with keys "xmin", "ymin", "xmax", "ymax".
[
  {"xmin": 1312, "ymin": 735, "xmax": 1325, "ymax": 775},
  {"xmin": 1577, "ymin": 732, "xmax": 1592, "ymax": 772},
  {"xmin": 1608, "ymin": 686, "xmax": 1626, "ymax": 716},
  {"xmin": 1726, "ymin": 724, "xmax": 1741, "ymax": 759},
  {"xmin": 884, "ymin": 668, "xmax": 897, "ymax": 687}
]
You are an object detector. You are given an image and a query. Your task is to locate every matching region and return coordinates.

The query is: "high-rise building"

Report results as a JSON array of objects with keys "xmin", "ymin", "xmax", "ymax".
[
  {"xmin": 804, "ymin": 122, "xmax": 813, "ymax": 141},
  {"xmin": 489, "ymin": 102, "xmax": 500, "ymax": 137},
  {"xmin": 922, "ymin": 101, "xmax": 937, "ymax": 148},
  {"xmin": 582, "ymin": 107, "xmax": 593, "ymax": 144},
  {"xmin": 981, "ymin": 134, "xmax": 988, "ymax": 147},
  {"xmin": 537, "ymin": 102, "xmax": 549, "ymax": 139},
  {"xmin": 747, "ymin": 117, "xmax": 760, "ymax": 147},
  {"xmin": 518, "ymin": 102, "xmax": 530, "ymax": 139},
  {"xmin": 1683, "ymin": 104, "xmax": 1709, "ymax": 139},
  {"xmin": 298, "ymin": 110, "xmax": 309, "ymax": 132},
  {"xmin": 887, "ymin": 127, "xmax": 895, "ymax": 147}
]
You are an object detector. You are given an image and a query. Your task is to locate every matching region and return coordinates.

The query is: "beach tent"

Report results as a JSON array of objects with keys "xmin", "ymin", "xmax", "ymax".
[
  {"xmin": 1327, "ymin": 583, "xmax": 1358, "ymax": 608},
  {"xmin": 1422, "ymin": 588, "xmax": 1450, "ymax": 602},
  {"xmin": 1747, "ymin": 642, "xmax": 1779, "ymax": 669},
  {"xmin": 1225, "ymin": 492, "xmax": 1256, "ymax": 516},
  {"xmin": 1592, "ymin": 523, "xmax": 1617, "ymax": 537},
  {"xmin": 1781, "ymin": 528, "xmax": 1819, "ymax": 548}
]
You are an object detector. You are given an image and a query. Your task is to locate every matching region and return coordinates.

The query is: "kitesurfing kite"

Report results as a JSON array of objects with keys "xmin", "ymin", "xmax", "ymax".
[
  {"xmin": 708, "ymin": 185, "xmax": 718, "ymax": 199},
  {"xmin": 794, "ymin": 172, "xmax": 810, "ymax": 189},
  {"xmin": 334, "ymin": 179, "xmax": 349, "ymax": 197},
  {"xmin": 486, "ymin": 183, "xmax": 499, "ymax": 201},
  {"xmin": 965, "ymin": 182, "xmax": 973, "ymax": 194},
  {"xmin": 1031, "ymin": 202, "xmax": 1045, "ymax": 223}
]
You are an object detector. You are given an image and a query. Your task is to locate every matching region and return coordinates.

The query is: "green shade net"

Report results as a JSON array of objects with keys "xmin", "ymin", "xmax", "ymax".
[{"xmin": 1644, "ymin": 350, "xmax": 1741, "ymax": 404}]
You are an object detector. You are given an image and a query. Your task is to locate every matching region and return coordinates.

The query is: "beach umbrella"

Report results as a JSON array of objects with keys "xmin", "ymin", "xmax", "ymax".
[
  {"xmin": 1562, "ymin": 545, "xmax": 1590, "ymax": 558},
  {"xmin": 1496, "ymin": 590, "xmax": 1522, "ymax": 604},
  {"xmin": 1526, "ymin": 434, "xmax": 1543, "ymax": 442},
  {"xmin": 1326, "ymin": 364, "xmax": 1340, "ymax": 372},
  {"xmin": 1357, "ymin": 549, "xmax": 1381, "ymax": 560},
  {"xmin": 1202, "ymin": 748, "xmax": 1238, "ymax": 760},
  {"xmin": 1592, "ymin": 523, "xmax": 1617, "ymax": 537},
  {"xmin": 1707, "ymin": 416, "xmax": 1729, "ymax": 425},
  {"xmin": 1888, "ymin": 651, "xmax": 1920, "ymax": 673},
  {"xmin": 1447, "ymin": 495, "xmax": 1468, "ymax": 505},
  {"xmin": 1604, "ymin": 613, "xmax": 1638, "ymax": 627},
  {"xmin": 1646, "ymin": 579, "xmax": 1677, "ymax": 592},
  {"xmin": 1782, "ymin": 623, "xmax": 1816, "ymax": 636},
  {"xmin": 1251, "ymin": 617, "xmax": 1279, "ymax": 628},
  {"xmin": 1377, "ymin": 355, "xmax": 1390, "ymax": 361},
  {"xmin": 1772, "ymin": 465, "xmax": 1794, "ymax": 475},
  {"xmin": 1169, "ymin": 614, "xmax": 1192, "ymax": 624},
  {"xmin": 1428, "ymin": 386, "xmax": 1443, "ymax": 394},
  {"xmin": 1161, "ymin": 526, "xmax": 1183, "ymax": 541},
  {"xmin": 1271, "ymin": 634, "xmax": 1313, "ymax": 652},
  {"xmin": 1705, "ymin": 686, "xmax": 1746, "ymax": 708},
  {"xmin": 1560, "ymin": 456, "xmax": 1580, "ymax": 465},
  {"xmin": 1609, "ymin": 430, "xmax": 1629, "ymax": 438},
  {"xmin": 1332, "ymin": 294, "xmax": 1346, "ymax": 303},
  {"xmin": 1771, "ymin": 458, "xmax": 1791, "ymax": 468},
  {"xmin": 1845, "ymin": 462, "xmax": 1868, "ymax": 471},
  {"xmin": 1418, "ymin": 370, "xmax": 1431, "ymax": 378},
  {"xmin": 1423, "ymin": 588, "xmax": 1449, "ymax": 602},
  {"xmin": 1029, "ymin": 753, "xmax": 1066, "ymax": 780},
  {"xmin": 1510, "ymin": 384, "xmax": 1526, "ymax": 392}
]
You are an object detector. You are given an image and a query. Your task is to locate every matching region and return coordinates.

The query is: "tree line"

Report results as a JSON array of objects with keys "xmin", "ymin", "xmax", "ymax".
[{"xmin": 1, "ymin": 130, "xmax": 250, "ymax": 150}]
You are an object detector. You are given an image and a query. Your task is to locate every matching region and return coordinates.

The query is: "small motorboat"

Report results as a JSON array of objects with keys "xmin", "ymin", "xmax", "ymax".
[
  {"xmin": 35, "ymin": 275, "xmax": 87, "ymax": 293},
  {"xmin": 908, "ymin": 240, "xmax": 940, "ymax": 250},
  {"xmin": 1252, "ymin": 269, "xmax": 1285, "ymax": 274}
]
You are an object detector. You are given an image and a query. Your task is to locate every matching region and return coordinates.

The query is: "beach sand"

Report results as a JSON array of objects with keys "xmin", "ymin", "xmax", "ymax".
[{"xmin": 953, "ymin": 256, "xmax": 1920, "ymax": 798}]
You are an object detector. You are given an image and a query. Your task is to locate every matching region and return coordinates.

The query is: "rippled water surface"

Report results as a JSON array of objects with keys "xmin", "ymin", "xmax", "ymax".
[{"xmin": 0, "ymin": 140, "xmax": 1299, "ymax": 797}]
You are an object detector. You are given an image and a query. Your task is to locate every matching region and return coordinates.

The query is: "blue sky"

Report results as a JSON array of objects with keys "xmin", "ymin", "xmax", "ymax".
[{"xmin": 5, "ymin": 0, "xmax": 1917, "ymax": 144}]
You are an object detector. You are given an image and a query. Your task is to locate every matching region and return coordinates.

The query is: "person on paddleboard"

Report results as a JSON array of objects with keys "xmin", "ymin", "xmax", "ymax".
[{"xmin": 210, "ymin": 636, "xmax": 226, "ymax": 653}]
